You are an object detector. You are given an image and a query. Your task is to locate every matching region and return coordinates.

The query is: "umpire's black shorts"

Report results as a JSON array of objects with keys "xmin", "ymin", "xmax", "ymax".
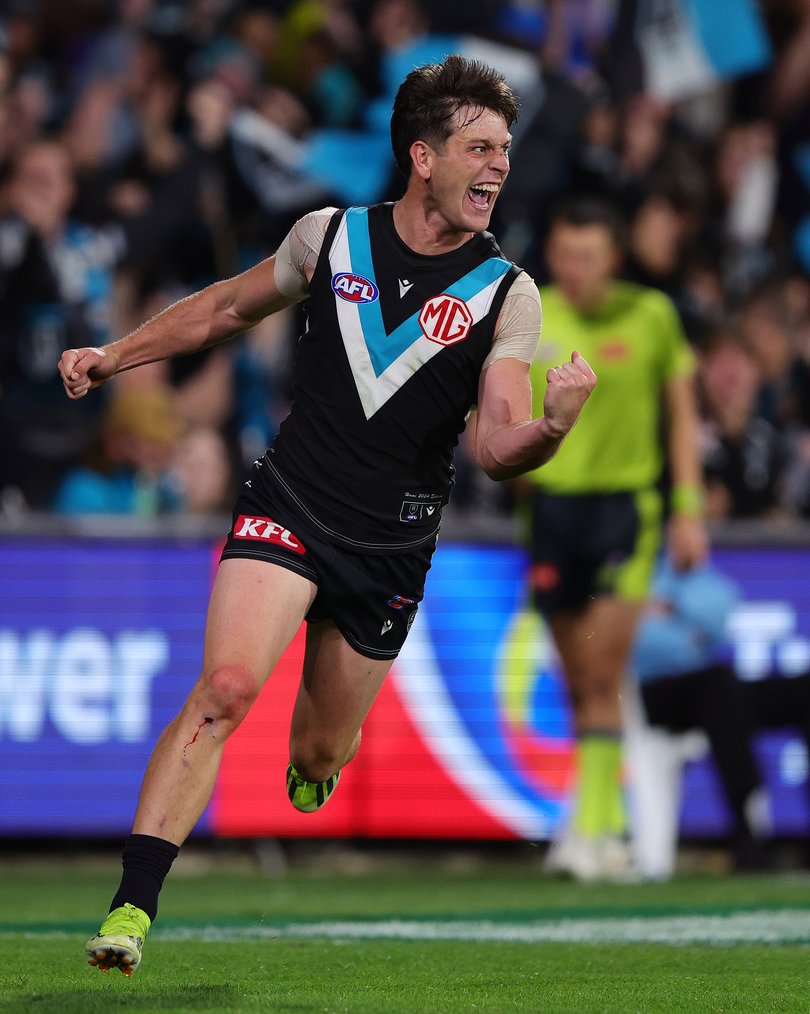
[
  {"xmin": 528, "ymin": 487, "xmax": 662, "ymax": 614},
  {"xmin": 220, "ymin": 459, "xmax": 434, "ymax": 660}
]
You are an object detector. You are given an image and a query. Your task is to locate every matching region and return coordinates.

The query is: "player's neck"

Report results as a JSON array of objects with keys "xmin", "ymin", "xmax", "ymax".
[{"xmin": 392, "ymin": 194, "xmax": 474, "ymax": 256}]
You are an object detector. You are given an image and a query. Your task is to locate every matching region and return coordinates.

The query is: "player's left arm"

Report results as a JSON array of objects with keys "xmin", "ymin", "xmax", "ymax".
[
  {"xmin": 664, "ymin": 371, "xmax": 709, "ymax": 569},
  {"xmin": 473, "ymin": 277, "xmax": 595, "ymax": 480},
  {"xmin": 474, "ymin": 352, "xmax": 596, "ymax": 481}
]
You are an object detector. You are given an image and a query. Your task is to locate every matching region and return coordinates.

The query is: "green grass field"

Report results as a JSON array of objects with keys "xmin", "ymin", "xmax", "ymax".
[{"xmin": 2, "ymin": 844, "xmax": 809, "ymax": 1013}]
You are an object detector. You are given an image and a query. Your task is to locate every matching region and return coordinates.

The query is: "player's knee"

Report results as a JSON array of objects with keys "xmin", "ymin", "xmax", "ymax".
[
  {"xmin": 290, "ymin": 735, "xmax": 354, "ymax": 783},
  {"xmin": 194, "ymin": 664, "xmax": 259, "ymax": 732}
]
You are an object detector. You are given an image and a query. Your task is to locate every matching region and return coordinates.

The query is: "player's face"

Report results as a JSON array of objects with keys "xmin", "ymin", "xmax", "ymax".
[
  {"xmin": 424, "ymin": 107, "xmax": 511, "ymax": 235},
  {"xmin": 545, "ymin": 223, "xmax": 621, "ymax": 310}
]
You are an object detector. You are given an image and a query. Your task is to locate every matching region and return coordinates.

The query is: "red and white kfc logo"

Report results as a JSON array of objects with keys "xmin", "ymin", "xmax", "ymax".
[
  {"xmin": 233, "ymin": 515, "xmax": 306, "ymax": 555},
  {"xmin": 419, "ymin": 294, "xmax": 473, "ymax": 346}
]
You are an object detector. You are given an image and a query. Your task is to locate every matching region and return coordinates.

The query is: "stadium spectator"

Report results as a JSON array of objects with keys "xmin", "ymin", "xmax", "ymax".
[
  {"xmin": 697, "ymin": 329, "xmax": 787, "ymax": 522},
  {"xmin": 53, "ymin": 383, "xmax": 237, "ymax": 517},
  {"xmin": 166, "ymin": 424, "xmax": 236, "ymax": 516},
  {"xmin": 738, "ymin": 278, "xmax": 810, "ymax": 518},
  {"xmin": 0, "ymin": 139, "xmax": 121, "ymax": 511},
  {"xmin": 271, "ymin": 0, "xmax": 365, "ymax": 128},
  {"xmin": 52, "ymin": 384, "xmax": 181, "ymax": 517},
  {"xmin": 91, "ymin": 30, "xmax": 225, "ymax": 292},
  {"xmin": 769, "ymin": 0, "xmax": 810, "ymax": 277},
  {"xmin": 711, "ymin": 120, "xmax": 779, "ymax": 300},
  {"xmin": 739, "ymin": 279, "xmax": 810, "ymax": 432},
  {"xmin": 623, "ymin": 187, "xmax": 703, "ymax": 306}
]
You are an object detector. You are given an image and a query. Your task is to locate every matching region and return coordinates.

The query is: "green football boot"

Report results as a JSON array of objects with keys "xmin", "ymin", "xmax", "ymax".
[
  {"xmin": 286, "ymin": 762, "xmax": 340, "ymax": 812},
  {"xmin": 85, "ymin": 903, "xmax": 151, "ymax": 976}
]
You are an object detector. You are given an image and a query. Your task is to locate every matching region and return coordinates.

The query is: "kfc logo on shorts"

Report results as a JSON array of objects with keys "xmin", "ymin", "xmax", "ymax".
[
  {"xmin": 233, "ymin": 515, "xmax": 306, "ymax": 555},
  {"xmin": 419, "ymin": 294, "xmax": 473, "ymax": 346},
  {"xmin": 332, "ymin": 272, "xmax": 379, "ymax": 303}
]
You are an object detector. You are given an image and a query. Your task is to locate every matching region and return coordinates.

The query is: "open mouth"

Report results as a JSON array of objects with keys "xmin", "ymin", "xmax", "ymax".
[{"xmin": 468, "ymin": 183, "xmax": 499, "ymax": 210}]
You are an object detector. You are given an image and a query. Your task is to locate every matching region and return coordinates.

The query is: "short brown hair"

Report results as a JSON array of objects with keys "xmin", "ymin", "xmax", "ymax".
[{"xmin": 390, "ymin": 54, "xmax": 519, "ymax": 177}]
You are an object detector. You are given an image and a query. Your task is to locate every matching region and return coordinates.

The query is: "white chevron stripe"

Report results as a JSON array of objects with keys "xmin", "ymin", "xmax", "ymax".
[{"xmin": 329, "ymin": 218, "xmax": 507, "ymax": 419}]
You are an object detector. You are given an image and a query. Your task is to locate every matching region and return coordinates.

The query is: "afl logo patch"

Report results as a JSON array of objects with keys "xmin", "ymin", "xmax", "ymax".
[{"xmin": 332, "ymin": 272, "xmax": 379, "ymax": 303}]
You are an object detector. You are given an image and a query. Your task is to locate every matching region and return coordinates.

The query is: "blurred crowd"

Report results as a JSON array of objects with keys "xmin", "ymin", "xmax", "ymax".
[{"xmin": 2, "ymin": 0, "xmax": 810, "ymax": 525}]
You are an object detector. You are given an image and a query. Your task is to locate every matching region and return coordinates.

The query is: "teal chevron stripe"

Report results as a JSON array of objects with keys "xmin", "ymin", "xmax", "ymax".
[{"xmin": 343, "ymin": 208, "xmax": 511, "ymax": 377}]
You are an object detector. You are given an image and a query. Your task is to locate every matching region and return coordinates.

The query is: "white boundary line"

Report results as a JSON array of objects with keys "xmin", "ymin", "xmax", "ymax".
[{"xmin": 9, "ymin": 910, "xmax": 810, "ymax": 946}]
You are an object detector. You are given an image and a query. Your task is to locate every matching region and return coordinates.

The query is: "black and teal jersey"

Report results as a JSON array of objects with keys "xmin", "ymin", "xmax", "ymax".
[{"xmin": 267, "ymin": 203, "xmax": 522, "ymax": 552}]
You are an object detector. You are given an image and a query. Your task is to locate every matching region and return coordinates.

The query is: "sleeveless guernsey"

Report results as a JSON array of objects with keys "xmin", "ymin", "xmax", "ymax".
[{"xmin": 266, "ymin": 203, "xmax": 522, "ymax": 552}]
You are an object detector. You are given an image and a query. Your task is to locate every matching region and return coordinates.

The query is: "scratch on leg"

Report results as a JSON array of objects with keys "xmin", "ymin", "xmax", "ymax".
[{"xmin": 182, "ymin": 716, "xmax": 215, "ymax": 765}]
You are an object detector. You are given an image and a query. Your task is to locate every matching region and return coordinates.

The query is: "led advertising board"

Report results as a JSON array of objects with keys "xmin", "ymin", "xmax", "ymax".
[{"xmin": 1, "ymin": 538, "xmax": 808, "ymax": 839}]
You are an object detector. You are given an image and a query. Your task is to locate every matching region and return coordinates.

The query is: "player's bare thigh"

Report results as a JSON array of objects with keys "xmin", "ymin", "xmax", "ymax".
[{"xmin": 200, "ymin": 557, "xmax": 317, "ymax": 693}]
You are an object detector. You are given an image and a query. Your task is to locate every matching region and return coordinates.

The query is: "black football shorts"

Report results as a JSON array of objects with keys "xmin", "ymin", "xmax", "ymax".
[{"xmin": 220, "ymin": 459, "xmax": 435, "ymax": 659}]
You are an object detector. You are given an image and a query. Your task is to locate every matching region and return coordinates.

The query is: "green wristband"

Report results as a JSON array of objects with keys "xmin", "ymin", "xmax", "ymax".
[{"xmin": 671, "ymin": 483, "xmax": 705, "ymax": 517}]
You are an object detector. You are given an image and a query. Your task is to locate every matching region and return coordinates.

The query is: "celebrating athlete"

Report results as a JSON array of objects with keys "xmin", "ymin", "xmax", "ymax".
[{"xmin": 59, "ymin": 56, "xmax": 596, "ymax": 974}]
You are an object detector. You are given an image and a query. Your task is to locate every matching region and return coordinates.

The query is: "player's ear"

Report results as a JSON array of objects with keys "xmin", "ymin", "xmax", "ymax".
[{"xmin": 410, "ymin": 141, "xmax": 433, "ymax": 181}]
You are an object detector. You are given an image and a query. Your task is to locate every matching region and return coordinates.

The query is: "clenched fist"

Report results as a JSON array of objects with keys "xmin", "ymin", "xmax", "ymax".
[
  {"xmin": 542, "ymin": 350, "xmax": 597, "ymax": 438},
  {"xmin": 58, "ymin": 346, "xmax": 119, "ymax": 400}
]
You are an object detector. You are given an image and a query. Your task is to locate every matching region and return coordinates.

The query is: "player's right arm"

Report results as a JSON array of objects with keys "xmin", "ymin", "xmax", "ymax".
[
  {"xmin": 58, "ymin": 209, "xmax": 332, "ymax": 400},
  {"xmin": 58, "ymin": 259, "xmax": 295, "ymax": 399}
]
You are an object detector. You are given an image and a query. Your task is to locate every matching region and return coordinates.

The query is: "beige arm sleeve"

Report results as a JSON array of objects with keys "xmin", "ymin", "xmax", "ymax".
[
  {"xmin": 272, "ymin": 207, "xmax": 338, "ymax": 300},
  {"xmin": 483, "ymin": 272, "xmax": 542, "ymax": 369}
]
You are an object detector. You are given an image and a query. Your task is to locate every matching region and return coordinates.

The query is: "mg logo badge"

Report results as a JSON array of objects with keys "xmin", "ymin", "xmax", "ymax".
[{"xmin": 419, "ymin": 294, "xmax": 473, "ymax": 346}]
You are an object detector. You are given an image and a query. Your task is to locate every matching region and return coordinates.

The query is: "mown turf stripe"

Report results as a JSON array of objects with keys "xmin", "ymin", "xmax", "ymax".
[{"xmin": 4, "ymin": 910, "xmax": 810, "ymax": 945}]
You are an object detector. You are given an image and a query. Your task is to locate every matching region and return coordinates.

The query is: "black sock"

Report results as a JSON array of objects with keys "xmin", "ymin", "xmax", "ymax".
[{"xmin": 109, "ymin": 833, "xmax": 180, "ymax": 922}]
